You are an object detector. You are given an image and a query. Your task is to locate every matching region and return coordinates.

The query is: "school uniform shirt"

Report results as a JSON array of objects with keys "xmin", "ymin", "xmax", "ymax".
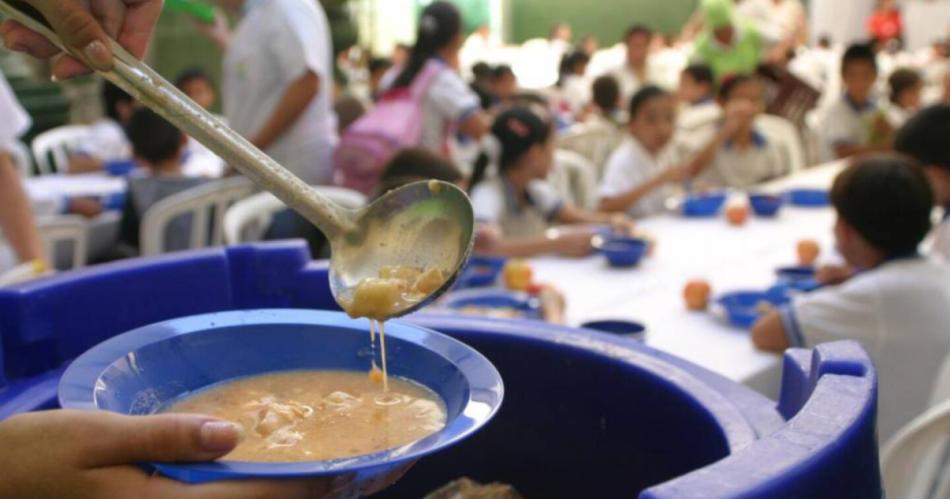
[
  {"xmin": 598, "ymin": 136, "xmax": 677, "ymax": 218},
  {"xmin": 736, "ymin": 0, "xmax": 804, "ymax": 44},
  {"xmin": 816, "ymin": 96, "xmax": 884, "ymax": 162},
  {"xmin": 930, "ymin": 211, "xmax": 950, "ymax": 264},
  {"xmin": 223, "ymin": 0, "xmax": 338, "ymax": 185},
  {"xmin": 560, "ymin": 74, "xmax": 591, "ymax": 115},
  {"xmin": 612, "ymin": 62, "xmax": 667, "ymax": 103},
  {"xmin": 0, "ymin": 70, "xmax": 32, "ymax": 273},
  {"xmin": 676, "ymin": 99, "xmax": 722, "ymax": 134},
  {"xmin": 72, "ymin": 118, "xmax": 130, "ymax": 163},
  {"xmin": 780, "ymin": 256, "xmax": 950, "ymax": 440},
  {"xmin": 471, "ymin": 175, "xmax": 564, "ymax": 239},
  {"xmin": 698, "ymin": 130, "xmax": 785, "ymax": 188},
  {"xmin": 419, "ymin": 60, "xmax": 482, "ymax": 159}
]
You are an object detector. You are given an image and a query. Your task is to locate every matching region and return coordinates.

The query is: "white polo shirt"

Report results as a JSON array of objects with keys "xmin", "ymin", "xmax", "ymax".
[
  {"xmin": 697, "ymin": 130, "xmax": 786, "ymax": 189},
  {"xmin": 816, "ymin": 96, "xmax": 883, "ymax": 162},
  {"xmin": 736, "ymin": 0, "xmax": 805, "ymax": 44},
  {"xmin": 471, "ymin": 175, "xmax": 564, "ymax": 238},
  {"xmin": 74, "ymin": 119, "xmax": 130, "ymax": 163},
  {"xmin": 598, "ymin": 135, "xmax": 677, "ymax": 218},
  {"xmin": 781, "ymin": 256, "xmax": 950, "ymax": 440},
  {"xmin": 0, "ymin": 70, "xmax": 32, "ymax": 273},
  {"xmin": 223, "ymin": 0, "xmax": 338, "ymax": 185},
  {"xmin": 419, "ymin": 60, "xmax": 481, "ymax": 158},
  {"xmin": 612, "ymin": 62, "xmax": 667, "ymax": 104}
]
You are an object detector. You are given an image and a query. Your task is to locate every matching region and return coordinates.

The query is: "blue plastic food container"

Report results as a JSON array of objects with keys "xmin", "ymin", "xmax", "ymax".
[
  {"xmin": 786, "ymin": 188, "xmax": 830, "ymax": 207},
  {"xmin": 596, "ymin": 237, "xmax": 648, "ymax": 268},
  {"xmin": 717, "ymin": 290, "xmax": 790, "ymax": 328},
  {"xmin": 748, "ymin": 193, "xmax": 784, "ymax": 217},
  {"xmin": 455, "ymin": 255, "xmax": 506, "ymax": 288},
  {"xmin": 0, "ymin": 242, "xmax": 883, "ymax": 498},
  {"xmin": 682, "ymin": 192, "xmax": 728, "ymax": 217},
  {"xmin": 441, "ymin": 289, "xmax": 542, "ymax": 320},
  {"xmin": 581, "ymin": 319, "xmax": 647, "ymax": 341}
]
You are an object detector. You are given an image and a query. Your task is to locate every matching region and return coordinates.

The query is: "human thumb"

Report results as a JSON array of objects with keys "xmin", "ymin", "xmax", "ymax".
[
  {"xmin": 32, "ymin": 0, "xmax": 113, "ymax": 71},
  {"xmin": 85, "ymin": 413, "xmax": 241, "ymax": 467}
]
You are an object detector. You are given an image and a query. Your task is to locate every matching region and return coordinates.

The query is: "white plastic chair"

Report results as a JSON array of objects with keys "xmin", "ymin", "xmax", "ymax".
[
  {"xmin": 37, "ymin": 214, "xmax": 88, "ymax": 270},
  {"xmin": 223, "ymin": 186, "xmax": 367, "ymax": 245},
  {"xmin": 557, "ymin": 122, "xmax": 621, "ymax": 181},
  {"xmin": 549, "ymin": 150, "xmax": 598, "ymax": 210},
  {"xmin": 757, "ymin": 114, "xmax": 807, "ymax": 174},
  {"xmin": 140, "ymin": 176, "xmax": 254, "ymax": 256},
  {"xmin": 31, "ymin": 125, "xmax": 90, "ymax": 175},
  {"xmin": 7, "ymin": 140, "xmax": 34, "ymax": 177},
  {"xmin": 882, "ymin": 399, "xmax": 950, "ymax": 499}
]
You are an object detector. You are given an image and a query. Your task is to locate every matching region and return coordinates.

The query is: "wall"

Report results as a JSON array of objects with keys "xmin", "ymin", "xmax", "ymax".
[{"xmin": 509, "ymin": 0, "xmax": 701, "ymax": 44}]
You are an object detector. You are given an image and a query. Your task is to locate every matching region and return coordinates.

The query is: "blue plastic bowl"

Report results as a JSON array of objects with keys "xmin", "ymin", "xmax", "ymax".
[
  {"xmin": 456, "ymin": 256, "xmax": 506, "ymax": 288},
  {"xmin": 442, "ymin": 289, "xmax": 542, "ymax": 320},
  {"xmin": 580, "ymin": 320, "xmax": 647, "ymax": 341},
  {"xmin": 786, "ymin": 188, "xmax": 830, "ymax": 207},
  {"xmin": 775, "ymin": 265, "xmax": 823, "ymax": 292},
  {"xmin": 748, "ymin": 194, "xmax": 784, "ymax": 217},
  {"xmin": 58, "ymin": 309, "xmax": 503, "ymax": 484},
  {"xmin": 682, "ymin": 193, "xmax": 728, "ymax": 217},
  {"xmin": 717, "ymin": 291, "xmax": 790, "ymax": 329},
  {"xmin": 598, "ymin": 237, "xmax": 648, "ymax": 268}
]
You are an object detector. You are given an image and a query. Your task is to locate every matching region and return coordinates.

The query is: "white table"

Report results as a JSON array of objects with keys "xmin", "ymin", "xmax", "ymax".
[{"xmin": 529, "ymin": 162, "xmax": 846, "ymax": 397}]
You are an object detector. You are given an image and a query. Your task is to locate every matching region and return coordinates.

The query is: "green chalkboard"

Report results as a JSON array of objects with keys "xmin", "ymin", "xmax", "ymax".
[
  {"xmin": 509, "ymin": 0, "xmax": 700, "ymax": 43},
  {"xmin": 417, "ymin": 0, "xmax": 491, "ymax": 35}
]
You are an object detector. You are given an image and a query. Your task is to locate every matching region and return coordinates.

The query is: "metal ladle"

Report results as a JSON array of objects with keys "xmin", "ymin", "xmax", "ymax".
[{"xmin": 0, "ymin": 1, "xmax": 474, "ymax": 319}]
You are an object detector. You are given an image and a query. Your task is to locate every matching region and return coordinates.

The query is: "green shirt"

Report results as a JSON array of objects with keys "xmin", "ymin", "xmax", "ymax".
[{"xmin": 694, "ymin": 23, "xmax": 762, "ymax": 80}]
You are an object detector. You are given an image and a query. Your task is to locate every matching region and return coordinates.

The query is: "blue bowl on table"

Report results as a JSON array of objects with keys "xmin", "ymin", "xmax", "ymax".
[
  {"xmin": 581, "ymin": 320, "xmax": 647, "ymax": 342},
  {"xmin": 748, "ymin": 194, "xmax": 784, "ymax": 217},
  {"xmin": 595, "ymin": 236, "xmax": 648, "ymax": 268},
  {"xmin": 786, "ymin": 188, "xmax": 830, "ymax": 207},
  {"xmin": 717, "ymin": 291, "xmax": 790, "ymax": 329},
  {"xmin": 682, "ymin": 192, "xmax": 728, "ymax": 217},
  {"xmin": 456, "ymin": 255, "xmax": 506, "ymax": 288},
  {"xmin": 775, "ymin": 265, "xmax": 823, "ymax": 292},
  {"xmin": 58, "ymin": 309, "xmax": 503, "ymax": 485},
  {"xmin": 441, "ymin": 289, "xmax": 542, "ymax": 320}
]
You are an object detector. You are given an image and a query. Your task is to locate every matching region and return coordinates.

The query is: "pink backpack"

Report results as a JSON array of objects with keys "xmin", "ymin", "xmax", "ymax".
[{"xmin": 332, "ymin": 61, "xmax": 445, "ymax": 194}]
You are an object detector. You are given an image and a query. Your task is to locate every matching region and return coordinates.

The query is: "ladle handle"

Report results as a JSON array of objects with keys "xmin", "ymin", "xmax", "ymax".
[{"xmin": 0, "ymin": 0, "xmax": 351, "ymax": 236}]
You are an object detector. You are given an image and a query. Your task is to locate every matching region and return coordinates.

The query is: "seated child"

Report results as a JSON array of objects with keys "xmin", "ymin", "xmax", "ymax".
[
  {"xmin": 688, "ymin": 74, "xmax": 786, "ymax": 188},
  {"xmin": 817, "ymin": 43, "xmax": 892, "ymax": 161},
  {"xmin": 676, "ymin": 63, "xmax": 720, "ymax": 132},
  {"xmin": 895, "ymin": 104, "xmax": 950, "ymax": 263},
  {"xmin": 68, "ymin": 82, "xmax": 137, "ymax": 175},
  {"xmin": 373, "ymin": 147, "xmax": 464, "ymax": 199},
  {"xmin": 368, "ymin": 57, "xmax": 393, "ymax": 101},
  {"xmin": 558, "ymin": 50, "xmax": 592, "ymax": 117},
  {"xmin": 118, "ymin": 109, "xmax": 210, "ymax": 255},
  {"xmin": 598, "ymin": 86, "xmax": 689, "ymax": 218},
  {"xmin": 752, "ymin": 154, "xmax": 950, "ymax": 440},
  {"xmin": 490, "ymin": 65, "xmax": 518, "ymax": 105},
  {"xmin": 174, "ymin": 68, "xmax": 227, "ymax": 178},
  {"xmin": 470, "ymin": 106, "xmax": 633, "ymax": 258},
  {"xmin": 175, "ymin": 68, "xmax": 218, "ymax": 111},
  {"xmin": 885, "ymin": 67, "xmax": 923, "ymax": 128},
  {"xmin": 589, "ymin": 75, "xmax": 625, "ymax": 126}
]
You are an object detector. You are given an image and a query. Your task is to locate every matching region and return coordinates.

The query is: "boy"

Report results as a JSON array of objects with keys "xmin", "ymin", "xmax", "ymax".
[
  {"xmin": 676, "ymin": 63, "xmax": 719, "ymax": 132},
  {"xmin": 817, "ymin": 43, "xmax": 891, "ymax": 161},
  {"xmin": 895, "ymin": 104, "xmax": 950, "ymax": 263},
  {"xmin": 590, "ymin": 75, "xmax": 623, "ymax": 125},
  {"xmin": 884, "ymin": 67, "xmax": 922, "ymax": 128},
  {"xmin": 490, "ymin": 65, "xmax": 518, "ymax": 105},
  {"xmin": 68, "ymin": 82, "xmax": 137, "ymax": 174},
  {"xmin": 175, "ymin": 68, "xmax": 217, "ymax": 111},
  {"xmin": 613, "ymin": 24, "xmax": 658, "ymax": 102},
  {"xmin": 752, "ymin": 154, "xmax": 950, "ymax": 440},
  {"xmin": 118, "ymin": 109, "xmax": 209, "ymax": 255}
]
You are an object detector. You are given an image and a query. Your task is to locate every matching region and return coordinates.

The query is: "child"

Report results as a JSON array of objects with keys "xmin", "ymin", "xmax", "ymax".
[
  {"xmin": 367, "ymin": 57, "xmax": 393, "ymax": 101},
  {"xmin": 817, "ymin": 43, "xmax": 892, "ymax": 161},
  {"xmin": 895, "ymin": 104, "xmax": 950, "ymax": 263},
  {"xmin": 692, "ymin": 0, "xmax": 763, "ymax": 82},
  {"xmin": 590, "ymin": 75, "xmax": 624, "ymax": 126},
  {"xmin": 614, "ymin": 24, "xmax": 657, "ymax": 102},
  {"xmin": 490, "ymin": 65, "xmax": 518, "ymax": 104},
  {"xmin": 676, "ymin": 63, "xmax": 720, "ymax": 132},
  {"xmin": 373, "ymin": 147, "xmax": 464, "ymax": 200},
  {"xmin": 470, "ymin": 106, "xmax": 633, "ymax": 257},
  {"xmin": 175, "ymin": 68, "xmax": 217, "ymax": 111},
  {"xmin": 752, "ymin": 154, "xmax": 950, "ymax": 440},
  {"xmin": 68, "ymin": 82, "xmax": 137, "ymax": 174},
  {"xmin": 118, "ymin": 109, "xmax": 209, "ymax": 255},
  {"xmin": 884, "ymin": 67, "xmax": 922, "ymax": 127},
  {"xmin": 558, "ymin": 50, "xmax": 592, "ymax": 116},
  {"xmin": 598, "ymin": 86, "xmax": 689, "ymax": 218},
  {"xmin": 690, "ymin": 74, "xmax": 786, "ymax": 188}
]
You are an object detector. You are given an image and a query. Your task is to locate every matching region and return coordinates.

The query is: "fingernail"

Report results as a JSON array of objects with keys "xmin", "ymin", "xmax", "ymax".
[
  {"xmin": 81, "ymin": 40, "xmax": 112, "ymax": 70},
  {"xmin": 199, "ymin": 421, "xmax": 240, "ymax": 451}
]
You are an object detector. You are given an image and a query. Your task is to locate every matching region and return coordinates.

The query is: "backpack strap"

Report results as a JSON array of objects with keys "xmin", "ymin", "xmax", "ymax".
[{"xmin": 410, "ymin": 59, "xmax": 446, "ymax": 102}]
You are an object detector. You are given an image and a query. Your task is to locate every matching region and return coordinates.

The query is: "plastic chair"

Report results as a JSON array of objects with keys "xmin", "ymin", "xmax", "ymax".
[
  {"xmin": 140, "ymin": 176, "xmax": 253, "ymax": 256},
  {"xmin": 7, "ymin": 140, "xmax": 34, "ymax": 177},
  {"xmin": 36, "ymin": 215, "xmax": 87, "ymax": 270},
  {"xmin": 222, "ymin": 186, "xmax": 366, "ymax": 245},
  {"xmin": 549, "ymin": 149, "xmax": 598, "ymax": 210},
  {"xmin": 757, "ymin": 114, "xmax": 807, "ymax": 174},
  {"xmin": 557, "ymin": 121, "xmax": 621, "ymax": 180},
  {"xmin": 881, "ymin": 397, "xmax": 950, "ymax": 499},
  {"xmin": 30, "ymin": 124, "xmax": 90, "ymax": 175}
]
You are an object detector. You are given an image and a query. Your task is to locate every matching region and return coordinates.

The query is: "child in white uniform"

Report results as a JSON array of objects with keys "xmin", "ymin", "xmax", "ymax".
[
  {"xmin": 0, "ymin": 69, "xmax": 40, "ymax": 274},
  {"xmin": 598, "ymin": 86, "xmax": 689, "ymax": 218},
  {"xmin": 470, "ymin": 107, "xmax": 632, "ymax": 258},
  {"xmin": 752, "ymin": 155, "xmax": 950, "ymax": 441},
  {"xmin": 895, "ymin": 104, "xmax": 950, "ymax": 263}
]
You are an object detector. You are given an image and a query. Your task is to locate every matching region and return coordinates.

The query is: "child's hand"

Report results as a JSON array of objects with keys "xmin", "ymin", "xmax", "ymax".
[
  {"xmin": 608, "ymin": 214, "xmax": 636, "ymax": 236},
  {"xmin": 816, "ymin": 264, "xmax": 856, "ymax": 285},
  {"xmin": 67, "ymin": 197, "xmax": 103, "ymax": 219},
  {"xmin": 473, "ymin": 223, "xmax": 503, "ymax": 254},
  {"xmin": 554, "ymin": 231, "xmax": 595, "ymax": 257},
  {"xmin": 660, "ymin": 164, "xmax": 692, "ymax": 184}
]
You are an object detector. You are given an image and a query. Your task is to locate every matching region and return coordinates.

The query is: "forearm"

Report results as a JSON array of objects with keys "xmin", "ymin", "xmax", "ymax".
[
  {"xmin": 833, "ymin": 143, "xmax": 891, "ymax": 159},
  {"xmin": 67, "ymin": 155, "xmax": 103, "ymax": 174},
  {"xmin": 556, "ymin": 205, "xmax": 610, "ymax": 225},
  {"xmin": 485, "ymin": 237, "xmax": 562, "ymax": 258},
  {"xmin": 251, "ymin": 71, "xmax": 320, "ymax": 150},
  {"xmin": 0, "ymin": 157, "xmax": 43, "ymax": 263},
  {"xmin": 598, "ymin": 174, "xmax": 666, "ymax": 213}
]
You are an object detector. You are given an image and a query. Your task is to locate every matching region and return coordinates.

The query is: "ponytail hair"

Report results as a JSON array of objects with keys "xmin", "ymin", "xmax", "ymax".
[
  {"xmin": 469, "ymin": 106, "xmax": 554, "ymax": 192},
  {"xmin": 392, "ymin": 2, "xmax": 462, "ymax": 89}
]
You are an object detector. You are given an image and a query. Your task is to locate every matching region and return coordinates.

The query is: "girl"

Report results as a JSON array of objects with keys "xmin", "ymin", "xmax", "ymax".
[
  {"xmin": 598, "ymin": 86, "xmax": 690, "ymax": 217},
  {"xmin": 470, "ymin": 107, "xmax": 633, "ymax": 258},
  {"xmin": 389, "ymin": 2, "xmax": 491, "ymax": 159}
]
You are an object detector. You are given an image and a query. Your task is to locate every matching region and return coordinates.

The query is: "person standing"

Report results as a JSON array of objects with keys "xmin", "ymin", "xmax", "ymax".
[{"xmin": 201, "ymin": 0, "xmax": 339, "ymax": 185}]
